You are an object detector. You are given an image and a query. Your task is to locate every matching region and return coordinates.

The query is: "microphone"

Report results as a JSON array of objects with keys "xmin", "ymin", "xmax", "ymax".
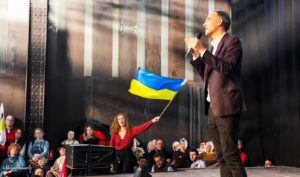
[{"xmin": 185, "ymin": 32, "xmax": 202, "ymax": 58}]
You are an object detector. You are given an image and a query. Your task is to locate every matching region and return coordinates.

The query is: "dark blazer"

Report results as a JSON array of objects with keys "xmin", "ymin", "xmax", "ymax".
[{"xmin": 190, "ymin": 33, "xmax": 247, "ymax": 116}]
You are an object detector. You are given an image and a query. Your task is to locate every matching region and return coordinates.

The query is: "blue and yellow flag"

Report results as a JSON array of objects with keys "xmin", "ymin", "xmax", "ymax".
[{"xmin": 129, "ymin": 68, "xmax": 185, "ymax": 100}]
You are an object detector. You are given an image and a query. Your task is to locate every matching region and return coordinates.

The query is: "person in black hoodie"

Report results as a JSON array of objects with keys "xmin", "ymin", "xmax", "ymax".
[{"xmin": 172, "ymin": 138, "xmax": 190, "ymax": 168}]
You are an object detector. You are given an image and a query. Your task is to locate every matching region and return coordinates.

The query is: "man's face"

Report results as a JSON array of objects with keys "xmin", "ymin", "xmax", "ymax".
[
  {"xmin": 156, "ymin": 140, "xmax": 163, "ymax": 150},
  {"xmin": 5, "ymin": 116, "xmax": 14, "ymax": 128},
  {"xmin": 154, "ymin": 156, "xmax": 164, "ymax": 168},
  {"xmin": 138, "ymin": 158, "xmax": 148, "ymax": 169},
  {"xmin": 189, "ymin": 151, "xmax": 197, "ymax": 162},
  {"xmin": 35, "ymin": 130, "xmax": 43, "ymax": 139},
  {"xmin": 203, "ymin": 12, "xmax": 223, "ymax": 37}
]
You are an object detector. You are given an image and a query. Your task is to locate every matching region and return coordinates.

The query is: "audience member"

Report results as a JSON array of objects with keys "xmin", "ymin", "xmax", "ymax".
[
  {"xmin": 199, "ymin": 141, "xmax": 217, "ymax": 167},
  {"xmin": 238, "ymin": 140, "xmax": 248, "ymax": 166},
  {"xmin": 137, "ymin": 156, "xmax": 150, "ymax": 172},
  {"xmin": 13, "ymin": 128, "xmax": 26, "ymax": 157},
  {"xmin": 80, "ymin": 125, "xmax": 100, "ymax": 145},
  {"xmin": 151, "ymin": 152, "xmax": 174, "ymax": 172},
  {"xmin": 154, "ymin": 139, "xmax": 171, "ymax": 163},
  {"xmin": 172, "ymin": 138, "xmax": 189, "ymax": 168},
  {"xmin": 46, "ymin": 146, "xmax": 66, "ymax": 177},
  {"xmin": 27, "ymin": 128, "xmax": 49, "ymax": 159},
  {"xmin": 132, "ymin": 139, "xmax": 145, "ymax": 160},
  {"xmin": 0, "ymin": 143, "xmax": 28, "ymax": 177},
  {"xmin": 61, "ymin": 130, "xmax": 79, "ymax": 145},
  {"xmin": 37, "ymin": 158, "xmax": 50, "ymax": 175},
  {"xmin": 189, "ymin": 149, "xmax": 206, "ymax": 168},
  {"xmin": 172, "ymin": 141, "xmax": 180, "ymax": 152},
  {"xmin": 265, "ymin": 159, "xmax": 273, "ymax": 167},
  {"xmin": 197, "ymin": 142, "xmax": 206, "ymax": 154},
  {"xmin": 143, "ymin": 140, "xmax": 156, "ymax": 169},
  {"xmin": 0, "ymin": 115, "xmax": 17, "ymax": 162},
  {"xmin": 32, "ymin": 167, "xmax": 44, "ymax": 177}
]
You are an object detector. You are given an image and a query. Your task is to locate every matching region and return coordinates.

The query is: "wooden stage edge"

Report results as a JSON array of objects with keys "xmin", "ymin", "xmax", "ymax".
[{"xmin": 81, "ymin": 166, "xmax": 300, "ymax": 177}]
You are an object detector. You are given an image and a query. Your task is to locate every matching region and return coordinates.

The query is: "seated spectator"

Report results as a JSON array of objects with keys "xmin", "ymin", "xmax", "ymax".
[
  {"xmin": 265, "ymin": 159, "xmax": 273, "ymax": 167},
  {"xmin": 29, "ymin": 156, "xmax": 49, "ymax": 176},
  {"xmin": 0, "ymin": 115, "xmax": 17, "ymax": 162},
  {"xmin": 172, "ymin": 141, "xmax": 180, "ymax": 152},
  {"xmin": 79, "ymin": 127, "xmax": 107, "ymax": 145},
  {"xmin": 0, "ymin": 143, "xmax": 28, "ymax": 177},
  {"xmin": 238, "ymin": 140, "xmax": 248, "ymax": 166},
  {"xmin": 154, "ymin": 139, "xmax": 171, "ymax": 163},
  {"xmin": 38, "ymin": 158, "xmax": 50, "ymax": 175},
  {"xmin": 27, "ymin": 128, "xmax": 49, "ymax": 159},
  {"xmin": 143, "ymin": 140, "xmax": 156, "ymax": 168},
  {"xmin": 134, "ymin": 157, "xmax": 151, "ymax": 177},
  {"xmin": 172, "ymin": 138, "xmax": 189, "ymax": 168},
  {"xmin": 197, "ymin": 142, "xmax": 206, "ymax": 154},
  {"xmin": 46, "ymin": 146, "xmax": 66, "ymax": 177},
  {"xmin": 61, "ymin": 130, "xmax": 79, "ymax": 145},
  {"xmin": 189, "ymin": 149, "xmax": 205, "ymax": 168},
  {"xmin": 32, "ymin": 167, "xmax": 44, "ymax": 177},
  {"xmin": 137, "ymin": 156, "xmax": 150, "ymax": 172},
  {"xmin": 13, "ymin": 128, "xmax": 26, "ymax": 157},
  {"xmin": 151, "ymin": 153, "xmax": 174, "ymax": 172},
  {"xmin": 199, "ymin": 141, "xmax": 217, "ymax": 167},
  {"xmin": 80, "ymin": 125, "xmax": 99, "ymax": 145},
  {"xmin": 132, "ymin": 139, "xmax": 145, "ymax": 160}
]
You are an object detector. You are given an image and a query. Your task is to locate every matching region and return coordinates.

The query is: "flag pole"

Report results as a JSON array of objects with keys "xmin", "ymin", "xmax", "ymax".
[
  {"xmin": 159, "ymin": 99, "xmax": 174, "ymax": 117},
  {"xmin": 159, "ymin": 80, "xmax": 187, "ymax": 117}
]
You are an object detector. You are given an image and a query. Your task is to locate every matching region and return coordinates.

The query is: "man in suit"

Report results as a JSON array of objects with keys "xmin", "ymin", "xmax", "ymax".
[{"xmin": 185, "ymin": 11, "xmax": 247, "ymax": 177}]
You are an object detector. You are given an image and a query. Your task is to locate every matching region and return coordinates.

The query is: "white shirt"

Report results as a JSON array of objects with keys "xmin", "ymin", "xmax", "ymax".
[
  {"xmin": 190, "ymin": 160, "xmax": 206, "ymax": 168},
  {"xmin": 204, "ymin": 32, "xmax": 227, "ymax": 102}
]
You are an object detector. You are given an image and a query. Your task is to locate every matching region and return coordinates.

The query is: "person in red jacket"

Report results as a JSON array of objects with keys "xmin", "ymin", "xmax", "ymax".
[
  {"xmin": 109, "ymin": 113, "xmax": 160, "ymax": 173},
  {"xmin": 0, "ymin": 115, "xmax": 17, "ymax": 163},
  {"xmin": 238, "ymin": 140, "xmax": 248, "ymax": 166}
]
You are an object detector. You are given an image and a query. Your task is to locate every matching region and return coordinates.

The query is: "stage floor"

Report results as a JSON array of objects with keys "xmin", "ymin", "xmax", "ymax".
[{"xmin": 83, "ymin": 166, "xmax": 300, "ymax": 177}]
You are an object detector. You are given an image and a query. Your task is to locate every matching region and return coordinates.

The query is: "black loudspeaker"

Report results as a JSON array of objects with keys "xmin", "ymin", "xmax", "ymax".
[{"xmin": 66, "ymin": 144, "xmax": 115, "ymax": 175}]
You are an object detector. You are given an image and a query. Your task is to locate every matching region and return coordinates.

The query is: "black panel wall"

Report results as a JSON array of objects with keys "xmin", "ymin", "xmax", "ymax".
[{"xmin": 232, "ymin": 0, "xmax": 300, "ymax": 166}]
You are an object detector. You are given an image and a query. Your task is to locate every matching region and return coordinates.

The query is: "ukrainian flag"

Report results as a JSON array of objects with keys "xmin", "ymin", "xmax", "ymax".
[{"xmin": 129, "ymin": 68, "xmax": 186, "ymax": 100}]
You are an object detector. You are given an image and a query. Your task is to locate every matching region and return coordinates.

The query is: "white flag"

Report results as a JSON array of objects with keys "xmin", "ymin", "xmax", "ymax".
[{"xmin": 0, "ymin": 103, "xmax": 6, "ymax": 146}]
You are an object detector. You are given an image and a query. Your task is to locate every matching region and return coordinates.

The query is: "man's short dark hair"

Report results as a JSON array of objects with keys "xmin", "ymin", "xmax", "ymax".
[
  {"xmin": 139, "ymin": 156, "xmax": 148, "ymax": 161},
  {"xmin": 216, "ymin": 11, "xmax": 231, "ymax": 31},
  {"xmin": 153, "ymin": 152, "xmax": 164, "ymax": 159},
  {"xmin": 189, "ymin": 148, "xmax": 198, "ymax": 155}
]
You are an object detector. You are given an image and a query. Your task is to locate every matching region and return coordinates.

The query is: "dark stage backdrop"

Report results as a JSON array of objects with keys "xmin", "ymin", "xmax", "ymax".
[
  {"xmin": 1, "ymin": 0, "xmax": 300, "ymax": 167},
  {"xmin": 231, "ymin": 0, "xmax": 300, "ymax": 166}
]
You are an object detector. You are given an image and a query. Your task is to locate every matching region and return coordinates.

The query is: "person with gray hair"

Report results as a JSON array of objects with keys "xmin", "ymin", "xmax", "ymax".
[
  {"xmin": 172, "ymin": 138, "xmax": 189, "ymax": 168},
  {"xmin": 61, "ymin": 130, "xmax": 79, "ymax": 145},
  {"xmin": 27, "ymin": 128, "xmax": 49, "ymax": 159},
  {"xmin": 186, "ymin": 10, "xmax": 247, "ymax": 177}
]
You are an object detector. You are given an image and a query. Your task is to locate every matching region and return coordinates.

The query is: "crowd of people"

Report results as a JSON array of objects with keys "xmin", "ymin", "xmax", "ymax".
[{"xmin": 0, "ymin": 113, "xmax": 273, "ymax": 177}]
